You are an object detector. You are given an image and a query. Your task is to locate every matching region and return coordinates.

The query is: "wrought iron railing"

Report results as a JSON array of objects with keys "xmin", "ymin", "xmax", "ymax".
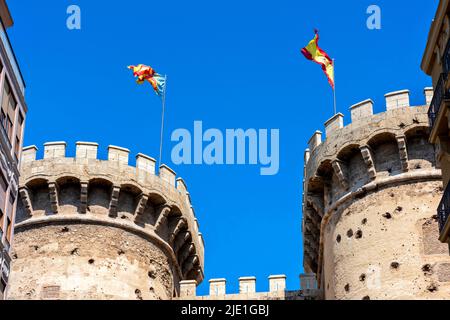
[
  {"xmin": 438, "ymin": 182, "xmax": 450, "ymax": 233},
  {"xmin": 428, "ymin": 73, "xmax": 450, "ymax": 129},
  {"xmin": 443, "ymin": 38, "xmax": 450, "ymax": 74}
]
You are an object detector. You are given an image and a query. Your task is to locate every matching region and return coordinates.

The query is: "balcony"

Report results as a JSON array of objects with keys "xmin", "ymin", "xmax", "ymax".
[
  {"xmin": 443, "ymin": 37, "xmax": 450, "ymax": 74},
  {"xmin": 438, "ymin": 182, "xmax": 450, "ymax": 242},
  {"xmin": 428, "ymin": 73, "xmax": 450, "ymax": 130}
]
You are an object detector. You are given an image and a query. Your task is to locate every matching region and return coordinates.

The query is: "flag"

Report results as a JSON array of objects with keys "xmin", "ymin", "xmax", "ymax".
[
  {"xmin": 301, "ymin": 30, "xmax": 335, "ymax": 89},
  {"xmin": 128, "ymin": 64, "xmax": 166, "ymax": 96}
]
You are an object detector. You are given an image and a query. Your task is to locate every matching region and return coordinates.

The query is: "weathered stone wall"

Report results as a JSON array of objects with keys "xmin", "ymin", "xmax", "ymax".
[
  {"xmin": 302, "ymin": 89, "xmax": 450, "ymax": 300},
  {"xmin": 323, "ymin": 181, "xmax": 450, "ymax": 300},
  {"xmin": 7, "ymin": 142, "xmax": 205, "ymax": 300},
  {"xmin": 9, "ymin": 223, "xmax": 175, "ymax": 300}
]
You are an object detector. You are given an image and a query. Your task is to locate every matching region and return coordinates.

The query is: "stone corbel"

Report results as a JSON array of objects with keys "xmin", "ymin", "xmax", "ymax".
[
  {"xmin": 179, "ymin": 243, "xmax": 195, "ymax": 267},
  {"xmin": 134, "ymin": 193, "xmax": 149, "ymax": 222},
  {"xmin": 154, "ymin": 204, "xmax": 172, "ymax": 234},
  {"xmin": 332, "ymin": 159, "xmax": 349, "ymax": 190},
  {"xmin": 182, "ymin": 255, "xmax": 199, "ymax": 277},
  {"xmin": 396, "ymin": 135, "xmax": 409, "ymax": 172},
  {"xmin": 108, "ymin": 185, "xmax": 121, "ymax": 217},
  {"xmin": 304, "ymin": 208, "xmax": 321, "ymax": 229},
  {"xmin": 170, "ymin": 217, "xmax": 187, "ymax": 245},
  {"xmin": 48, "ymin": 181, "xmax": 59, "ymax": 214},
  {"xmin": 360, "ymin": 145, "xmax": 377, "ymax": 180},
  {"xmin": 18, "ymin": 186, "xmax": 33, "ymax": 218},
  {"xmin": 174, "ymin": 231, "xmax": 191, "ymax": 254},
  {"xmin": 80, "ymin": 181, "xmax": 89, "ymax": 213},
  {"xmin": 306, "ymin": 194, "xmax": 325, "ymax": 218},
  {"xmin": 304, "ymin": 230, "xmax": 319, "ymax": 244}
]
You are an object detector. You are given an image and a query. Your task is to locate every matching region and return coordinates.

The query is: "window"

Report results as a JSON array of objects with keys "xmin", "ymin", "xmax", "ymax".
[
  {"xmin": 0, "ymin": 170, "xmax": 7, "ymax": 212},
  {"xmin": 14, "ymin": 113, "xmax": 24, "ymax": 161},
  {"xmin": 5, "ymin": 216, "xmax": 11, "ymax": 244},
  {"xmin": 8, "ymin": 192, "xmax": 15, "ymax": 206},
  {"xmin": 6, "ymin": 192, "xmax": 15, "ymax": 226},
  {"xmin": 1, "ymin": 79, "xmax": 16, "ymax": 143},
  {"xmin": 0, "ymin": 110, "xmax": 5, "ymax": 130},
  {"xmin": 14, "ymin": 136, "xmax": 20, "ymax": 160},
  {"xmin": 6, "ymin": 117, "xmax": 12, "ymax": 140},
  {"xmin": 0, "ymin": 208, "xmax": 3, "ymax": 233},
  {"xmin": 0, "ymin": 278, "xmax": 6, "ymax": 294}
]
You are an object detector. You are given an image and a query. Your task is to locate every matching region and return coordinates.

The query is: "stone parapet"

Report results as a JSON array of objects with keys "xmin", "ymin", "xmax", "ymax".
[{"xmin": 178, "ymin": 274, "xmax": 321, "ymax": 300}]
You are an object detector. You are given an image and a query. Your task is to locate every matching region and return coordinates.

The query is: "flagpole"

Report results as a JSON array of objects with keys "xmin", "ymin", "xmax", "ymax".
[
  {"xmin": 333, "ymin": 59, "xmax": 337, "ymax": 115},
  {"xmin": 158, "ymin": 75, "xmax": 167, "ymax": 169}
]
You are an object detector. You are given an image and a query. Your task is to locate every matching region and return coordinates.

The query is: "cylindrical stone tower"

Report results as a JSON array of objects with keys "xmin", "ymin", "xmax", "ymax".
[
  {"xmin": 302, "ymin": 89, "xmax": 450, "ymax": 300},
  {"xmin": 7, "ymin": 142, "xmax": 204, "ymax": 300}
]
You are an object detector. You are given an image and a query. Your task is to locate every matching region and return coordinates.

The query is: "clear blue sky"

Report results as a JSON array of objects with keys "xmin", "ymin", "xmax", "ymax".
[{"xmin": 7, "ymin": 0, "xmax": 436, "ymax": 294}]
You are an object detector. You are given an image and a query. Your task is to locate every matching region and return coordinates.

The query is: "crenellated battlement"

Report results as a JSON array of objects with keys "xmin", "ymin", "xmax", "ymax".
[
  {"xmin": 301, "ymin": 88, "xmax": 443, "ymax": 283},
  {"xmin": 177, "ymin": 274, "xmax": 321, "ymax": 300},
  {"xmin": 16, "ymin": 142, "xmax": 205, "ymax": 287},
  {"xmin": 306, "ymin": 88, "xmax": 433, "ymax": 153}
]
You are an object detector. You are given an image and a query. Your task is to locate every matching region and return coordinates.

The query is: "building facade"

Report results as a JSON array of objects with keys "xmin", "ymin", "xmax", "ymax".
[
  {"xmin": 302, "ymin": 90, "xmax": 450, "ymax": 300},
  {"xmin": 7, "ymin": 142, "xmax": 204, "ymax": 300},
  {"xmin": 0, "ymin": 0, "xmax": 26, "ymax": 300},
  {"xmin": 421, "ymin": 0, "xmax": 450, "ymax": 252}
]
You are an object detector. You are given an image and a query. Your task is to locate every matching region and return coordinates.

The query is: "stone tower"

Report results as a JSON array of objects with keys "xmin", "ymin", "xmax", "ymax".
[
  {"xmin": 302, "ymin": 89, "xmax": 450, "ymax": 300},
  {"xmin": 7, "ymin": 142, "xmax": 204, "ymax": 300}
]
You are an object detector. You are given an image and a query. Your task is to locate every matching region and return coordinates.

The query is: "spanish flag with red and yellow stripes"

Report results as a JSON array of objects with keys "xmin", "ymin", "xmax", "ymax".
[{"xmin": 301, "ymin": 30, "xmax": 335, "ymax": 89}]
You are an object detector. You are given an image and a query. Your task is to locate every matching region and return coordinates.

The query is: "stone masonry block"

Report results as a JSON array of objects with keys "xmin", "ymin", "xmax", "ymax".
[
  {"xmin": 350, "ymin": 99, "xmax": 374, "ymax": 122},
  {"xmin": 269, "ymin": 275, "xmax": 286, "ymax": 292},
  {"xmin": 424, "ymin": 87, "xmax": 434, "ymax": 106},
  {"xmin": 239, "ymin": 277, "xmax": 256, "ymax": 294},
  {"xmin": 385, "ymin": 90, "xmax": 410, "ymax": 110},
  {"xmin": 209, "ymin": 278, "xmax": 226, "ymax": 296},
  {"xmin": 176, "ymin": 178, "xmax": 188, "ymax": 194},
  {"xmin": 159, "ymin": 164, "xmax": 176, "ymax": 186},
  {"xmin": 76, "ymin": 142, "xmax": 98, "ymax": 160},
  {"xmin": 180, "ymin": 280, "xmax": 197, "ymax": 298},
  {"xmin": 136, "ymin": 153, "xmax": 156, "ymax": 175},
  {"xmin": 44, "ymin": 142, "xmax": 66, "ymax": 159},
  {"xmin": 324, "ymin": 113, "xmax": 344, "ymax": 138},
  {"xmin": 21, "ymin": 146, "xmax": 38, "ymax": 164},
  {"xmin": 108, "ymin": 145, "xmax": 130, "ymax": 165},
  {"xmin": 308, "ymin": 131, "xmax": 322, "ymax": 152}
]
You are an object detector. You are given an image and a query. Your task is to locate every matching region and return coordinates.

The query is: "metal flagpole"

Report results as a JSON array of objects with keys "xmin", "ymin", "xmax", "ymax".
[
  {"xmin": 158, "ymin": 75, "xmax": 167, "ymax": 168},
  {"xmin": 332, "ymin": 59, "xmax": 337, "ymax": 115}
]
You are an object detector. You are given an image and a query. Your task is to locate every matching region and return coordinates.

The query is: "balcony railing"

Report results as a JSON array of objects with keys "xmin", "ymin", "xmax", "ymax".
[
  {"xmin": 438, "ymin": 182, "xmax": 450, "ymax": 234},
  {"xmin": 428, "ymin": 73, "xmax": 450, "ymax": 129},
  {"xmin": 443, "ymin": 38, "xmax": 450, "ymax": 74}
]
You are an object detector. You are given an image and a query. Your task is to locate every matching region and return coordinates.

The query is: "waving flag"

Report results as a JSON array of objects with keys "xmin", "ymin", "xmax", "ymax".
[
  {"xmin": 128, "ymin": 64, "xmax": 166, "ymax": 96},
  {"xmin": 301, "ymin": 30, "xmax": 335, "ymax": 89}
]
